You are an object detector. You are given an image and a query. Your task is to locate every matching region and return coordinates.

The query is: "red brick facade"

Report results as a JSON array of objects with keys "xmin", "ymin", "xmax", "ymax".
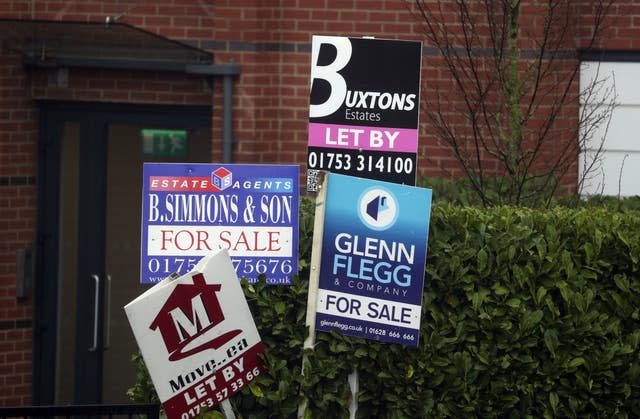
[{"xmin": 0, "ymin": 0, "xmax": 637, "ymax": 406}]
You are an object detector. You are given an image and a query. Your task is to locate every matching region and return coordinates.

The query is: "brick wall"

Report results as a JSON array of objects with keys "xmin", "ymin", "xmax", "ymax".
[
  {"xmin": 0, "ymin": 0, "xmax": 634, "ymax": 405},
  {"xmin": 208, "ymin": 0, "xmax": 426, "ymax": 167},
  {"xmin": 0, "ymin": 41, "xmax": 36, "ymax": 405}
]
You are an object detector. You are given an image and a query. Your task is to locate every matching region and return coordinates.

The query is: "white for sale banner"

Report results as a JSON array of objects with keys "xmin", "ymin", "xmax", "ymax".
[{"xmin": 125, "ymin": 249, "xmax": 264, "ymax": 419}]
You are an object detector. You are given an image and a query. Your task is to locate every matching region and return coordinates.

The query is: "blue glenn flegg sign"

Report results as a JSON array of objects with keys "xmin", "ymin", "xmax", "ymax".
[
  {"xmin": 140, "ymin": 163, "xmax": 299, "ymax": 285},
  {"xmin": 315, "ymin": 173, "xmax": 431, "ymax": 346}
]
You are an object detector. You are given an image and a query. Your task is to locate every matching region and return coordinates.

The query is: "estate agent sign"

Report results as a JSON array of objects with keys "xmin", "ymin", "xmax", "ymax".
[
  {"xmin": 314, "ymin": 173, "xmax": 432, "ymax": 346},
  {"xmin": 306, "ymin": 36, "xmax": 422, "ymax": 191},
  {"xmin": 140, "ymin": 163, "xmax": 299, "ymax": 284},
  {"xmin": 125, "ymin": 250, "xmax": 265, "ymax": 419}
]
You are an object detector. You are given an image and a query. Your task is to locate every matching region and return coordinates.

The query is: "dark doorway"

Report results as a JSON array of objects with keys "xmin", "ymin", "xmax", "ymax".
[{"xmin": 33, "ymin": 101, "xmax": 212, "ymax": 404}]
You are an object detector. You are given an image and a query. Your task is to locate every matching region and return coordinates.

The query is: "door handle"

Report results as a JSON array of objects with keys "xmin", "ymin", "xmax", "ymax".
[
  {"xmin": 89, "ymin": 274, "xmax": 100, "ymax": 352},
  {"xmin": 104, "ymin": 274, "xmax": 112, "ymax": 349}
]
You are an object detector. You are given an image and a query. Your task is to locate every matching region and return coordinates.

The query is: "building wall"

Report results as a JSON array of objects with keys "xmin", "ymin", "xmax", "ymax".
[
  {"xmin": 0, "ymin": 0, "xmax": 637, "ymax": 405},
  {"xmin": 0, "ymin": 40, "xmax": 37, "ymax": 407}
]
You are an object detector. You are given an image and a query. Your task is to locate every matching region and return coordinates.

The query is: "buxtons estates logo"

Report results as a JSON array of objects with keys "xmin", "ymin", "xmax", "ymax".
[{"xmin": 358, "ymin": 187, "xmax": 398, "ymax": 231}]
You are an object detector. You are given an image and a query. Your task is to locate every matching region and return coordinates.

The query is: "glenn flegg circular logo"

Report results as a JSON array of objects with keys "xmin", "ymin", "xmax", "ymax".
[{"xmin": 358, "ymin": 187, "xmax": 398, "ymax": 231}]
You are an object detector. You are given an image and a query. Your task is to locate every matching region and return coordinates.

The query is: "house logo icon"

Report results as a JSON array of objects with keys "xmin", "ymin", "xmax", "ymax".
[
  {"xmin": 149, "ymin": 273, "xmax": 242, "ymax": 361},
  {"xmin": 366, "ymin": 195, "xmax": 390, "ymax": 221},
  {"xmin": 358, "ymin": 187, "xmax": 398, "ymax": 231}
]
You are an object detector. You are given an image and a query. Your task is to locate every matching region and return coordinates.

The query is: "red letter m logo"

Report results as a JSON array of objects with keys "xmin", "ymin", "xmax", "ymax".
[
  {"xmin": 149, "ymin": 273, "xmax": 241, "ymax": 361},
  {"xmin": 169, "ymin": 293, "xmax": 213, "ymax": 343}
]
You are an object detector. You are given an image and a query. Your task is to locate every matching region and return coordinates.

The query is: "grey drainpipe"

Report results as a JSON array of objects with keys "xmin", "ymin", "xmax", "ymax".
[{"xmin": 186, "ymin": 60, "xmax": 240, "ymax": 163}]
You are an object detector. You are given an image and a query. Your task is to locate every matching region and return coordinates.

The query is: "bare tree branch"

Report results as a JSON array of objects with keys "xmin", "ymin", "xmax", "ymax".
[{"xmin": 411, "ymin": 0, "xmax": 615, "ymax": 206}]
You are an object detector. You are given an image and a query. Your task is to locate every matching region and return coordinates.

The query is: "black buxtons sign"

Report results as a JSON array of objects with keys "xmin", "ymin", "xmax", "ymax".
[{"xmin": 307, "ymin": 36, "xmax": 423, "ymax": 191}]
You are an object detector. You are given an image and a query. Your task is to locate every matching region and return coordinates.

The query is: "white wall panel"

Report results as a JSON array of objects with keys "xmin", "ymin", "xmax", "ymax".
[
  {"xmin": 581, "ymin": 104, "xmax": 640, "ymax": 151},
  {"xmin": 580, "ymin": 61, "xmax": 640, "ymax": 196},
  {"xmin": 581, "ymin": 62, "xmax": 640, "ymax": 105},
  {"xmin": 579, "ymin": 149, "xmax": 640, "ymax": 196}
]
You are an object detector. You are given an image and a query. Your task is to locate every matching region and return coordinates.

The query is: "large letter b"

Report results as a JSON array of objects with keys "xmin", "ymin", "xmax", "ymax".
[{"xmin": 310, "ymin": 36, "xmax": 352, "ymax": 118}]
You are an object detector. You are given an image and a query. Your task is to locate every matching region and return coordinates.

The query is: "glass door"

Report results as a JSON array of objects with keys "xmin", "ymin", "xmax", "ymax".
[
  {"xmin": 101, "ymin": 123, "xmax": 210, "ymax": 402},
  {"xmin": 37, "ymin": 103, "xmax": 211, "ymax": 404}
]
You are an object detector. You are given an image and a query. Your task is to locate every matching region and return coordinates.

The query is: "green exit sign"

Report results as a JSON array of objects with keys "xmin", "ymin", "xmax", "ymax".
[{"xmin": 141, "ymin": 129, "xmax": 187, "ymax": 157}]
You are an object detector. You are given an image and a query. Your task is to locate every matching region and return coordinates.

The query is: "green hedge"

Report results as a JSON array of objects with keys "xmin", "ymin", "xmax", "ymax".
[{"xmin": 130, "ymin": 201, "xmax": 640, "ymax": 418}]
